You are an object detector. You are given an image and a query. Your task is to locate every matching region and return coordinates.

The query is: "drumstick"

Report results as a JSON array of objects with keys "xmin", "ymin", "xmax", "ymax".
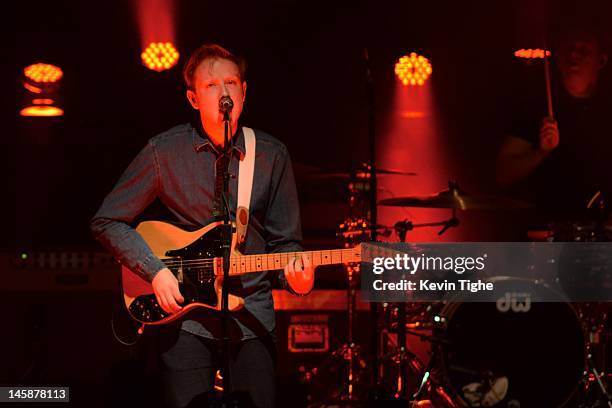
[{"xmin": 544, "ymin": 47, "xmax": 554, "ymax": 119}]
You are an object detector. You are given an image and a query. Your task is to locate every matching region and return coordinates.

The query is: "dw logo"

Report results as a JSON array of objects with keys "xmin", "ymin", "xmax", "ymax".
[{"xmin": 496, "ymin": 292, "xmax": 531, "ymax": 312}]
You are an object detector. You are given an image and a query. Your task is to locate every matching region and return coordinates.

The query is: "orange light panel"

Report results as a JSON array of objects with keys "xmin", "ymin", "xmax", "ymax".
[
  {"xmin": 20, "ymin": 105, "xmax": 64, "ymax": 117},
  {"xmin": 23, "ymin": 83, "xmax": 43, "ymax": 94},
  {"xmin": 514, "ymin": 48, "xmax": 552, "ymax": 59},
  {"xmin": 24, "ymin": 63, "xmax": 63, "ymax": 83},
  {"xmin": 141, "ymin": 42, "xmax": 180, "ymax": 72},
  {"xmin": 32, "ymin": 98, "xmax": 54, "ymax": 105},
  {"xmin": 395, "ymin": 53, "xmax": 432, "ymax": 86}
]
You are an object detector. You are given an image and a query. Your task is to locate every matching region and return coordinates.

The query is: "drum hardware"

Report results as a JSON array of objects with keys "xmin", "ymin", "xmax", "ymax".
[
  {"xmin": 586, "ymin": 354, "xmax": 612, "ymax": 408},
  {"xmin": 580, "ymin": 302, "xmax": 611, "ymax": 407},
  {"xmin": 371, "ymin": 192, "xmax": 468, "ymax": 405},
  {"xmin": 373, "ymin": 220, "xmax": 465, "ymax": 406},
  {"xmin": 382, "ymin": 221, "xmax": 416, "ymax": 401},
  {"xmin": 303, "ymin": 163, "xmax": 417, "ymax": 181},
  {"xmin": 393, "ymin": 211, "xmax": 460, "ymax": 240},
  {"xmin": 378, "ymin": 323, "xmax": 427, "ymax": 398},
  {"xmin": 297, "ymin": 163, "xmax": 416, "ymax": 207},
  {"xmin": 434, "ymin": 277, "xmax": 586, "ymax": 407},
  {"xmin": 408, "ymin": 328, "xmax": 463, "ymax": 408},
  {"xmin": 523, "ymin": 212, "xmax": 612, "ymax": 406},
  {"xmin": 379, "ymin": 181, "xmax": 533, "ymax": 210},
  {"xmin": 527, "ymin": 203, "xmax": 612, "ymax": 406},
  {"xmin": 378, "ymin": 182, "xmax": 607, "ymax": 406},
  {"xmin": 300, "ymin": 164, "xmax": 609, "ymax": 407},
  {"xmin": 337, "ymin": 218, "xmax": 391, "ymax": 241},
  {"xmin": 322, "ymin": 216, "xmax": 375, "ymax": 403},
  {"xmin": 532, "ymin": 220, "xmax": 612, "ymax": 242},
  {"xmin": 528, "ymin": 191, "xmax": 611, "ymax": 243},
  {"xmin": 378, "ymin": 191, "xmax": 474, "ymax": 404},
  {"xmin": 297, "ymin": 163, "xmax": 391, "ymax": 404},
  {"xmin": 378, "ymin": 276, "xmax": 606, "ymax": 407}
]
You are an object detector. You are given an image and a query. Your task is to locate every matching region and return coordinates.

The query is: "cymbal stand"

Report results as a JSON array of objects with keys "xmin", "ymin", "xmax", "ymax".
[
  {"xmin": 378, "ymin": 221, "xmax": 422, "ymax": 400},
  {"xmin": 330, "ymin": 260, "xmax": 363, "ymax": 402},
  {"xmin": 381, "ymin": 219, "xmax": 462, "ymax": 405},
  {"xmin": 331, "ymin": 190, "xmax": 386, "ymax": 402},
  {"xmin": 395, "ymin": 222, "xmax": 409, "ymax": 400},
  {"xmin": 586, "ymin": 354, "xmax": 611, "ymax": 408},
  {"xmin": 583, "ymin": 304, "xmax": 611, "ymax": 407},
  {"xmin": 393, "ymin": 210, "xmax": 460, "ymax": 240},
  {"xmin": 327, "ymin": 232, "xmax": 366, "ymax": 402}
]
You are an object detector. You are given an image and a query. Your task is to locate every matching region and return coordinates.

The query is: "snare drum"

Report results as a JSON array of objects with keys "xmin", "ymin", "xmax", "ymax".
[
  {"xmin": 436, "ymin": 277, "xmax": 585, "ymax": 407},
  {"xmin": 529, "ymin": 218, "xmax": 612, "ymax": 242}
]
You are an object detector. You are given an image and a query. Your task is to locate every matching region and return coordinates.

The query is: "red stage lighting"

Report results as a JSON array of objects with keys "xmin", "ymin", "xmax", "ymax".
[
  {"xmin": 141, "ymin": 42, "xmax": 179, "ymax": 72},
  {"xmin": 32, "ymin": 98, "xmax": 54, "ymax": 105},
  {"xmin": 514, "ymin": 48, "xmax": 551, "ymax": 59},
  {"xmin": 24, "ymin": 63, "xmax": 63, "ymax": 83},
  {"xmin": 21, "ymin": 63, "xmax": 64, "ymax": 117},
  {"xmin": 395, "ymin": 53, "xmax": 432, "ymax": 86},
  {"xmin": 20, "ymin": 105, "xmax": 64, "ymax": 117}
]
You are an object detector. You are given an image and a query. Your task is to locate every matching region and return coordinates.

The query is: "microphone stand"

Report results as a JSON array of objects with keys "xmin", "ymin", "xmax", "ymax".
[
  {"xmin": 363, "ymin": 46, "xmax": 381, "ymax": 393},
  {"xmin": 219, "ymin": 109, "xmax": 234, "ymax": 398}
]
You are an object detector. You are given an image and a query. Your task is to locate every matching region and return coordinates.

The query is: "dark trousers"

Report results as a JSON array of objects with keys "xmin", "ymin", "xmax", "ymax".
[{"xmin": 159, "ymin": 330, "xmax": 276, "ymax": 408}]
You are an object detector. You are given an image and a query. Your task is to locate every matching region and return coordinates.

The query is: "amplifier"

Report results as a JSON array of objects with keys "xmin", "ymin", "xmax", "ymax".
[
  {"xmin": 1, "ymin": 252, "xmax": 119, "ymax": 291},
  {"xmin": 274, "ymin": 290, "xmax": 372, "ymax": 407}
]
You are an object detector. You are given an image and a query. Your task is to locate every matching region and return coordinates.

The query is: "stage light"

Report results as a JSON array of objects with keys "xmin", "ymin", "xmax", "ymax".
[
  {"xmin": 20, "ymin": 105, "xmax": 64, "ymax": 117},
  {"xmin": 514, "ymin": 48, "xmax": 555, "ymax": 117},
  {"xmin": 514, "ymin": 48, "xmax": 551, "ymax": 59},
  {"xmin": 24, "ymin": 63, "xmax": 63, "ymax": 83},
  {"xmin": 32, "ymin": 98, "xmax": 54, "ymax": 105},
  {"xmin": 401, "ymin": 111, "xmax": 426, "ymax": 119},
  {"xmin": 395, "ymin": 53, "xmax": 432, "ymax": 86},
  {"xmin": 21, "ymin": 62, "xmax": 64, "ymax": 117},
  {"xmin": 23, "ymin": 83, "xmax": 43, "ymax": 94},
  {"xmin": 141, "ymin": 42, "xmax": 179, "ymax": 72}
]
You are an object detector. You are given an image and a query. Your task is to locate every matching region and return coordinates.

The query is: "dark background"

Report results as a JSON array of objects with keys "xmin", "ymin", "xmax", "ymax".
[
  {"xmin": 4, "ymin": 0, "xmax": 612, "ymax": 405},
  {"xmin": 7, "ymin": 0, "xmax": 612, "ymax": 250}
]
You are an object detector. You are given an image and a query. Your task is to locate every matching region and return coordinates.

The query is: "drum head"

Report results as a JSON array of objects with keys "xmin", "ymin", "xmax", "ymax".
[{"xmin": 439, "ymin": 279, "xmax": 585, "ymax": 407}]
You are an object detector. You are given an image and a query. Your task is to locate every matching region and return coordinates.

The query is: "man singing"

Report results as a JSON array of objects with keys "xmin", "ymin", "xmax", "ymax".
[{"xmin": 91, "ymin": 44, "xmax": 314, "ymax": 408}]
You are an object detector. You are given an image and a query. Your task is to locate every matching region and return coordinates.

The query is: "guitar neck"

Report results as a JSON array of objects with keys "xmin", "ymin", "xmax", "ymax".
[{"xmin": 215, "ymin": 247, "xmax": 362, "ymax": 276}]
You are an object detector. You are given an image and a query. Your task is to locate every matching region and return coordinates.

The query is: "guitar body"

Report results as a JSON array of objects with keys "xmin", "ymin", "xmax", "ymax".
[
  {"xmin": 122, "ymin": 221, "xmax": 244, "ymax": 325},
  {"xmin": 120, "ymin": 220, "xmax": 361, "ymax": 326}
]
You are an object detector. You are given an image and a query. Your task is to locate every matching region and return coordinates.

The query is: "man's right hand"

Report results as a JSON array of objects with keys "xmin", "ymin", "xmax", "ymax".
[
  {"xmin": 539, "ymin": 117, "xmax": 560, "ymax": 152},
  {"xmin": 152, "ymin": 268, "xmax": 184, "ymax": 314}
]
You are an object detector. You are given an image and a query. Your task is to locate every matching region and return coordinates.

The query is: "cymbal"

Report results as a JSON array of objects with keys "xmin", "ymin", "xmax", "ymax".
[
  {"xmin": 303, "ymin": 166, "xmax": 417, "ymax": 181},
  {"xmin": 296, "ymin": 163, "xmax": 417, "ymax": 204},
  {"xmin": 378, "ymin": 187, "xmax": 533, "ymax": 210}
]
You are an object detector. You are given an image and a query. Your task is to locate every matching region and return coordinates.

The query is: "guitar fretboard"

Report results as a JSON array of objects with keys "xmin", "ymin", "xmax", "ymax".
[{"xmin": 214, "ymin": 248, "xmax": 361, "ymax": 276}]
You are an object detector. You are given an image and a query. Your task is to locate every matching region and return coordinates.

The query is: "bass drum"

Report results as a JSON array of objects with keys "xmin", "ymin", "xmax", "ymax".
[{"xmin": 437, "ymin": 277, "xmax": 585, "ymax": 407}]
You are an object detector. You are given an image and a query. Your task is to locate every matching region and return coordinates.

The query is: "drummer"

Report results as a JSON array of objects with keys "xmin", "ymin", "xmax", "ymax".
[{"xmin": 496, "ymin": 25, "xmax": 612, "ymax": 220}]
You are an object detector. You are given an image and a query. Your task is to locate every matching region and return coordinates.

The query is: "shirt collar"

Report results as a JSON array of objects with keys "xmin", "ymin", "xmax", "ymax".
[{"xmin": 192, "ymin": 121, "xmax": 246, "ymax": 159}]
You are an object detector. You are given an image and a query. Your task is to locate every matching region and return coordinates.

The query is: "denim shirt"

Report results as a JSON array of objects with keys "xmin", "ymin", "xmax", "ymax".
[{"xmin": 90, "ymin": 123, "xmax": 303, "ymax": 340}]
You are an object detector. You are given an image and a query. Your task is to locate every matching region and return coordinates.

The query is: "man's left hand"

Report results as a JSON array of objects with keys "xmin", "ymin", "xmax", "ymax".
[{"xmin": 284, "ymin": 254, "xmax": 314, "ymax": 295}]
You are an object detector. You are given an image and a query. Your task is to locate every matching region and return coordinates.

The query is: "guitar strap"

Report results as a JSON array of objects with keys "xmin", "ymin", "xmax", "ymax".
[{"xmin": 236, "ymin": 127, "xmax": 256, "ymax": 248}]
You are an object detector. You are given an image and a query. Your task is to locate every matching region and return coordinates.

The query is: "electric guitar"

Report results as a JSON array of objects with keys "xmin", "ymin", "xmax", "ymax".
[{"xmin": 121, "ymin": 220, "xmax": 363, "ymax": 325}]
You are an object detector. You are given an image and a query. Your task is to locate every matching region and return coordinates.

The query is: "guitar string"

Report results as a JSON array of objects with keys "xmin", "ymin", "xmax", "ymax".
[
  {"xmin": 161, "ymin": 250, "xmax": 358, "ymax": 269},
  {"xmin": 152, "ymin": 248, "xmax": 360, "ymax": 281},
  {"xmin": 162, "ymin": 259, "xmax": 359, "ymax": 271}
]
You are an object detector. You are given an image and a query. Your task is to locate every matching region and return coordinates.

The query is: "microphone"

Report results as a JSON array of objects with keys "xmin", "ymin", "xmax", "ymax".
[{"xmin": 219, "ymin": 95, "xmax": 234, "ymax": 114}]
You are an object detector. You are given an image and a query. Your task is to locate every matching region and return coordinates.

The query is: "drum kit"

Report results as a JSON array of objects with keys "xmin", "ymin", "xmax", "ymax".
[{"xmin": 297, "ymin": 164, "xmax": 611, "ymax": 408}]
